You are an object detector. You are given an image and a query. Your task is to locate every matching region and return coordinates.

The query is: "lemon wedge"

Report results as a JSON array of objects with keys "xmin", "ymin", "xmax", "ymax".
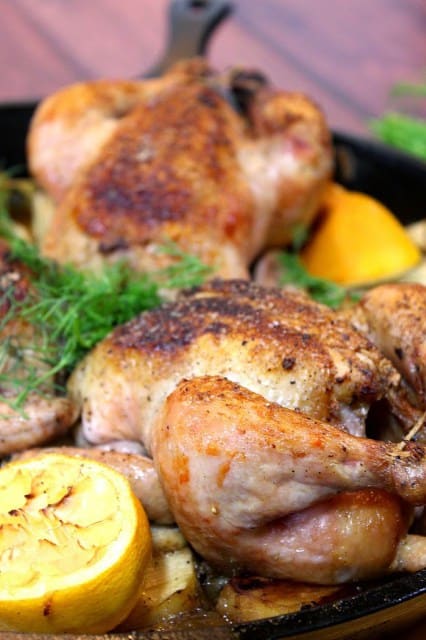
[
  {"xmin": 301, "ymin": 183, "xmax": 422, "ymax": 286},
  {"xmin": 0, "ymin": 452, "xmax": 151, "ymax": 634}
]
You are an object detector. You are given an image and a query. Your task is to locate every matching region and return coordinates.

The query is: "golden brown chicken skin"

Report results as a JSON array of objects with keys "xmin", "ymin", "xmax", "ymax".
[
  {"xmin": 28, "ymin": 61, "xmax": 332, "ymax": 277},
  {"xmin": 348, "ymin": 282, "xmax": 426, "ymax": 412},
  {"xmin": 68, "ymin": 279, "xmax": 415, "ymax": 454},
  {"xmin": 27, "ymin": 59, "xmax": 210, "ymax": 202}
]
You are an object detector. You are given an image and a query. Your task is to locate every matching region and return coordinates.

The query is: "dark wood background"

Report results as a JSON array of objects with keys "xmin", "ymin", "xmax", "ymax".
[
  {"xmin": 1, "ymin": 1, "xmax": 426, "ymax": 638},
  {"xmin": 1, "ymin": 0, "xmax": 425, "ymax": 136}
]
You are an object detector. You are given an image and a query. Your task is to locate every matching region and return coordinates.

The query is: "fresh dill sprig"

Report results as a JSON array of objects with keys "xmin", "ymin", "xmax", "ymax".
[
  {"xmin": 370, "ymin": 79, "xmax": 426, "ymax": 161},
  {"xmin": 370, "ymin": 112, "xmax": 426, "ymax": 161},
  {"xmin": 156, "ymin": 242, "xmax": 214, "ymax": 289},
  {"xmin": 278, "ymin": 251, "xmax": 354, "ymax": 309},
  {"xmin": 0, "ymin": 178, "xmax": 213, "ymax": 408},
  {"xmin": 277, "ymin": 224, "xmax": 357, "ymax": 309}
]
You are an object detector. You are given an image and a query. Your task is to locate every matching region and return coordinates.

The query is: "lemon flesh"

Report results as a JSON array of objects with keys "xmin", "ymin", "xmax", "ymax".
[
  {"xmin": 301, "ymin": 183, "xmax": 421, "ymax": 286},
  {"xmin": 0, "ymin": 452, "xmax": 151, "ymax": 634}
]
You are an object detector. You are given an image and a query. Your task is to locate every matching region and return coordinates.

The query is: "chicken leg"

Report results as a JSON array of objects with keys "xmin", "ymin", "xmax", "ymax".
[{"xmin": 152, "ymin": 375, "xmax": 426, "ymax": 584}]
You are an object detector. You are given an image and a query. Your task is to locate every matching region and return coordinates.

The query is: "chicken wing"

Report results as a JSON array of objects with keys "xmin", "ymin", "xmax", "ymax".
[
  {"xmin": 28, "ymin": 61, "xmax": 332, "ymax": 278},
  {"xmin": 348, "ymin": 282, "xmax": 426, "ymax": 411},
  {"xmin": 68, "ymin": 279, "xmax": 416, "ymax": 453},
  {"xmin": 153, "ymin": 375, "xmax": 426, "ymax": 584}
]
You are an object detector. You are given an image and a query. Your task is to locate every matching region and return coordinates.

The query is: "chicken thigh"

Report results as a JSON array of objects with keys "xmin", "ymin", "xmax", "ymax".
[
  {"xmin": 28, "ymin": 61, "xmax": 332, "ymax": 277},
  {"xmin": 68, "ymin": 279, "xmax": 417, "ymax": 453},
  {"xmin": 153, "ymin": 375, "xmax": 426, "ymax": 584}
]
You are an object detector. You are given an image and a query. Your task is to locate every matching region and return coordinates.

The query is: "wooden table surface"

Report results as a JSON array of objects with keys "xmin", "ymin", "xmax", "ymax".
[
  {"xmin": 1, "ymin": 0, "xmax": 426, "ymax": 134},
  {"xmin": 1, "ymin": 1, "xmax": 426, "ymax": 638}
]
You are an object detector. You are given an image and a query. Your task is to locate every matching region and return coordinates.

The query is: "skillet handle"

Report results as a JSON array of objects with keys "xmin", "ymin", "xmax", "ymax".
[{"xmin": 143, "ymin": 0, "xmax": 233, "ymax": 78}]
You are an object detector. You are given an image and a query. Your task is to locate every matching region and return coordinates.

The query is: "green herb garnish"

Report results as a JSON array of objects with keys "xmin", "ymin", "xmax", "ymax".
[
  {"xmin": 371, "ymin": 112, "xmax": 426, "ymax": 161},
  {"xmin": 370, "ymin": 80, "xmax": 426, "ymax": 161},
  {"xmin": 0, "ymin": 178, "xmax": 213, "ymax": 409},
  {"xmin": 278, "ymin": 250, "xmax": 354, "ymax": 309},
  {"xmin": 276, "ymin": 223, "xmax": 358, "ymax": 309}
]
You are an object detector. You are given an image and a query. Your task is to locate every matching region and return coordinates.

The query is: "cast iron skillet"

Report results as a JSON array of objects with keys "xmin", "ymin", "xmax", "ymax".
[
  {"xmin": 2, "ymin": 114, "xmax": 426, "ymax": 640},
  {"xmin": 1, "ymin": 1, "xmax": 426, "ymax": 639}
]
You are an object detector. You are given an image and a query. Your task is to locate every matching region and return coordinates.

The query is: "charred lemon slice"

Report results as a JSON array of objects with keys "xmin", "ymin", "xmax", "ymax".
[
  {"xmin": 301, "ymin": 183, "xmax": 421, "ymax": 286},
  {"xmin": 0, "ymin": 452, "xmax": 151, "ymax": 634}
]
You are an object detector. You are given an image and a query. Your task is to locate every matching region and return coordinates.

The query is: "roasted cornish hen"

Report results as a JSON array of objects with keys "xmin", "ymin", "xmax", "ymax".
[{"xmin": 27, "ymin": 60, "xmax": 332, "ymax": 277}]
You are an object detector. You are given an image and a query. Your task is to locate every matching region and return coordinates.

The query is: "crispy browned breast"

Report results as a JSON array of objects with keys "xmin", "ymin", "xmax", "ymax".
[
  {"xmin": 28, "ymin": 61, "xmax": 332, "ymax": 277},
  {"xmin": 27, "ymin": 59, "xmax": 211, "ymax": 202},
  {"xmin": 68, "ymin": 279, "xmax": 411, "ymax": 454}
]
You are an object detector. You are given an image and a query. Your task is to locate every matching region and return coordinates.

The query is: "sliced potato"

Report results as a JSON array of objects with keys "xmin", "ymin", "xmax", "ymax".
[
  {"xmin": 401, "ymin": 256, "xmax": 426, "ymax": 286},
  {"xmin": 150, "ymin": 525, "xmax": 188, "ymax": 554},
  {"xmin": 119, "ymin": 547, "xmax": 200, "ymax": 630},
  {"xmin": 406, "ymin": 219, "xmax": 426, "ymax": 252},
  {"xmin": 216, "ymin": 576, "xmax": 344, "ymax": 623}
]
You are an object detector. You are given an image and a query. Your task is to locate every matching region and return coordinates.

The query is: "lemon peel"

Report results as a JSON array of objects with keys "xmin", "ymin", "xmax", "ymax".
[{"xmin": 0, "ymin": 452, "xmax": 151, "ymax": 634}]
